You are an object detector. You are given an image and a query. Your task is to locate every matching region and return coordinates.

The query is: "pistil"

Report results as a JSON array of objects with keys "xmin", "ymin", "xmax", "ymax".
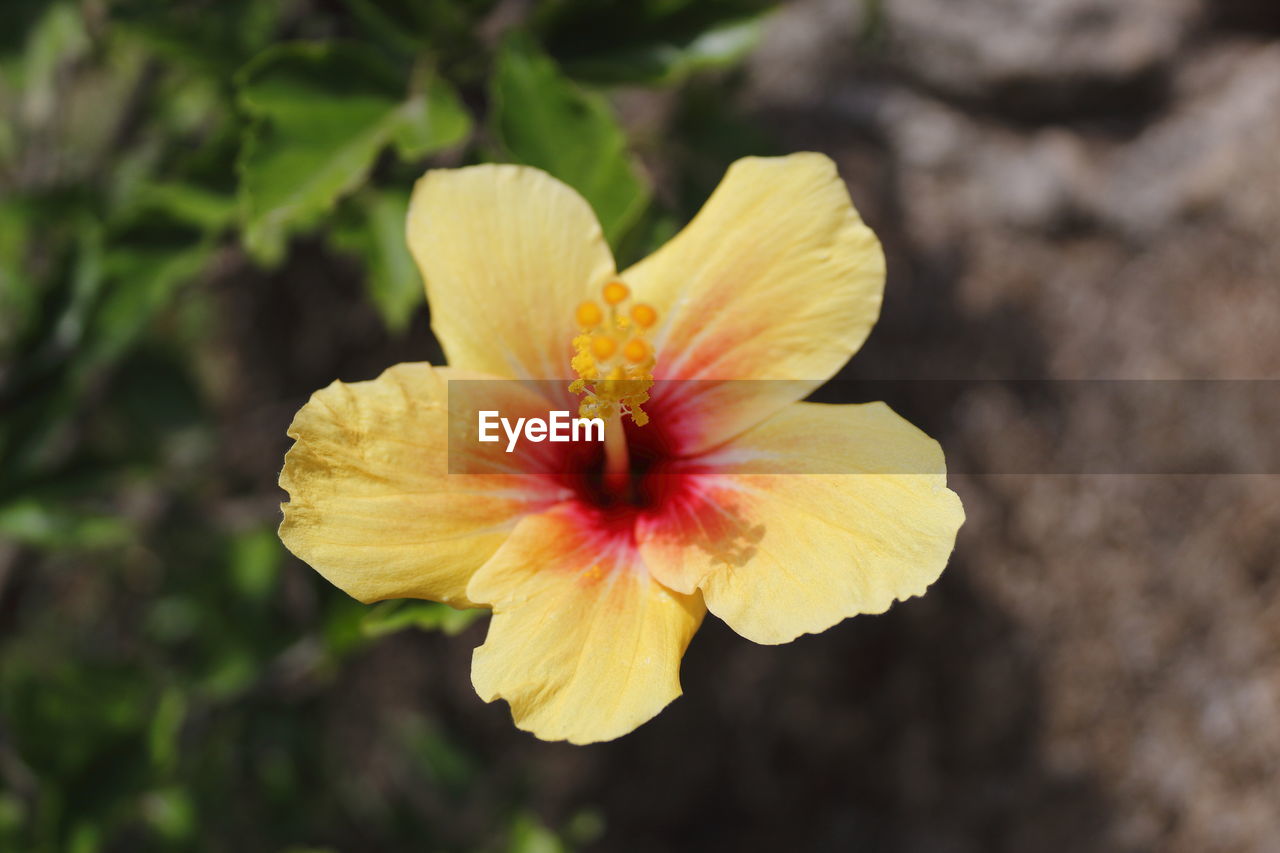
[
  {"xmin": 570, "ymin": 280, "xmax": 657, "ymax": 500},
  {"xmin": 602, "ymin": 412, "xmax": 631, "ymax": 495}
]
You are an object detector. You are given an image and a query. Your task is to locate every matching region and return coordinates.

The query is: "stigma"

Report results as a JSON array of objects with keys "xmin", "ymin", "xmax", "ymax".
[{"xmin": 569, "ymin": 280, "xmax": 657, "ymax": 426}]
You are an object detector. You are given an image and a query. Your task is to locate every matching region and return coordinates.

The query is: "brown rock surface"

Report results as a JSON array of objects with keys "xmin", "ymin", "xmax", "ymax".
[{"xmin": 722, "ymin": 2, "xmax": 1280, "ymax": 850}]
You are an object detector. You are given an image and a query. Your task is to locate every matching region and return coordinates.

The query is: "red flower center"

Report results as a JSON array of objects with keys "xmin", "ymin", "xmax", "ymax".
[{"xmin": 557, "ymin": 407, "xmax": 695, "ymax": 522}]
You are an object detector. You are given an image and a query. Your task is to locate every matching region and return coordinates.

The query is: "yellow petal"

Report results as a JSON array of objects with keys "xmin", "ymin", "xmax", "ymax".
[
  {"xmin": 468, "ymin": 506, "xmax": 705, "ymax": 744},
  {"xmin": 279, "ymin": 364, "xmax": 566, "ymax": 607},
  {"xmin": 637, "ymin": 402, "xmax": 963, "ymax": 644},
  {"xmin": 407, "ymin": 164, "xmax": 617, "ymax": 379},
  {"xmin": 622, "ymin": 153, "xmax": 885, "ymax": 451}
]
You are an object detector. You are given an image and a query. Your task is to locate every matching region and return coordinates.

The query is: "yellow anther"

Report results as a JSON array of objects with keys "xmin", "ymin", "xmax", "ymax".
[
  {"xmin": 590, "ymin": 334, "xmax": 618, "ymax": 361},
  {"xmin": 603, "ymin": 281, "xmax": 630, "ymax": 305},
  {"xmin": 630, "ymin": 303, "xmax": 657, "ymax": 328},
  {"xmin": 576, "ymin": 300, "xmax": 603, "ymax": 328},
  {"xmin": 622, "ymin": 338, "xmax": 650, "ymax": 364},
  {"xmin": 568, "ymin": 278, "xmax": 654, "ymax": 426}
]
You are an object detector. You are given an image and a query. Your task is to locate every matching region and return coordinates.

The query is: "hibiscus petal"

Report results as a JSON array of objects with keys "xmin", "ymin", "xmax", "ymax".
[
  {"xmin": 407, "ymin": 164, "xmax": 617, "ymax": 380},
  {"xmin": 637, "ymin": 401, "xmax": 963, "ymax": 644},
  {"xmin": 622, "ymin": 153, "xmax": 885, "ymax": 452},
  {"xmin": 279, "ymin": 364, "xmax": 566, "ymax": 608},
  {"xmin": 468, "ymin": 506, "xmax": 705, "ymax": 744}
]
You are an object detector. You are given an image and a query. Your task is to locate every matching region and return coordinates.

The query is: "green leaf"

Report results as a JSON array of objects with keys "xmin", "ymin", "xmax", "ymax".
[
  {"xmin": 507, "ymin": 812, "xmax": 568, "ymax": 853},
  {"xmin": 147, "ymin": 688, "xmax": 186, "ymax": 773},
  {"xmin": 0, "ymin": 499, "xmax": 130, "ymax": 550},
  {"xmin": 332, "ymin": 189, "xmax": 423, "ymax": 333},
  {"xmin": 17, "ymin": 3, "xmax": 89, "ymax": 125},
  {"xmin": 128, "ymin": 183, "xmax": 237, "ymax": 232},
  {"xmin": 0, "ymin": 199, "xmax": 35, "ymax": 352},
  {"xmin": 230, "ymin": 526, "xmax": 283, "ymax": 603},
  {"xmin": 490, "ymin": 37, "xmax": 650, "ymax": 248},
  {"xmin": 336, "ymin": 0, "xmax": 503, "ymax": 59},
  {"xmin": 390, "ymin": 74, "xmax": 471, "ymax": 160},
  {"xmin": 361, "ymin": 600, "xmax": 485, "ymax": 638},
  {"xmin": 0, "ymin": 792, "xmax": 24, "ymax": 832},
  {"xmin": 236, "ymin": 43, "xmax": 470, "ymax": 265},
  {"xmin": 322, "ymin": 595, "xmax": 372, "ymax": 656},
  {"xmin": 535, "ymin": 0, "xmax": 776, "ymax": 82},
  {"xmin": 398, "ymin": 715, "xmax": 478, "ymax": 794},
  {"xmin": 562, "ymin": 15, "xmax": 767, "ymax": 85},
  {"xmin": 335, "ymin": 0, "xmax": 429, "ymax": 57},
  {"xmin": 111, "ymin": 0, "xmax": 286, "ymax": 79},
  {"xmin": 85, "ymin": 225, "xmax": 213, "ymax": 375},
  {"xmin": 0, "ymin": 212, "xmax": 214, "ymax": 488},
  {"xmin": 67, "ymin": 823, "xmax": 101, "ymax": 853},
  {"xmin": 140, "ymin": 787, "xmax": 195, "ymax": 841}
]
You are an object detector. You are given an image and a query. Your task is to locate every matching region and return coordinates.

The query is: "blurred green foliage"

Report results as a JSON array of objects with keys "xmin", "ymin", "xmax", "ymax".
[{"xmin": 0, "ymin": 0, "xmax": 778, "ymax": 849}]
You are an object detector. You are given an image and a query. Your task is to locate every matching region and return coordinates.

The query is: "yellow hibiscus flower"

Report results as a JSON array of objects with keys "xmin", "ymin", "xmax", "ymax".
[{"xmin": 278, "ymin": 153, "xmax": 964, "ymax": 744}]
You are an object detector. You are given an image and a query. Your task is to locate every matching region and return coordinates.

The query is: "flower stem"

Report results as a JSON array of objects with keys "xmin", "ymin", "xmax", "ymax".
[{"xmin": 603, "ymin": 413, "xmax": 631, "ymax": 496}]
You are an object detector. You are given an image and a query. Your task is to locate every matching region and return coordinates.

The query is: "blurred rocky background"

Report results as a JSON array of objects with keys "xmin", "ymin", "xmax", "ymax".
[
  {"xmin": 1, "ymin": 0, "xmax": 1277, "ymax": 851},
  {"xmin": 737, "ymin": 2, "xmax": 1280, "ymax": 850}
]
